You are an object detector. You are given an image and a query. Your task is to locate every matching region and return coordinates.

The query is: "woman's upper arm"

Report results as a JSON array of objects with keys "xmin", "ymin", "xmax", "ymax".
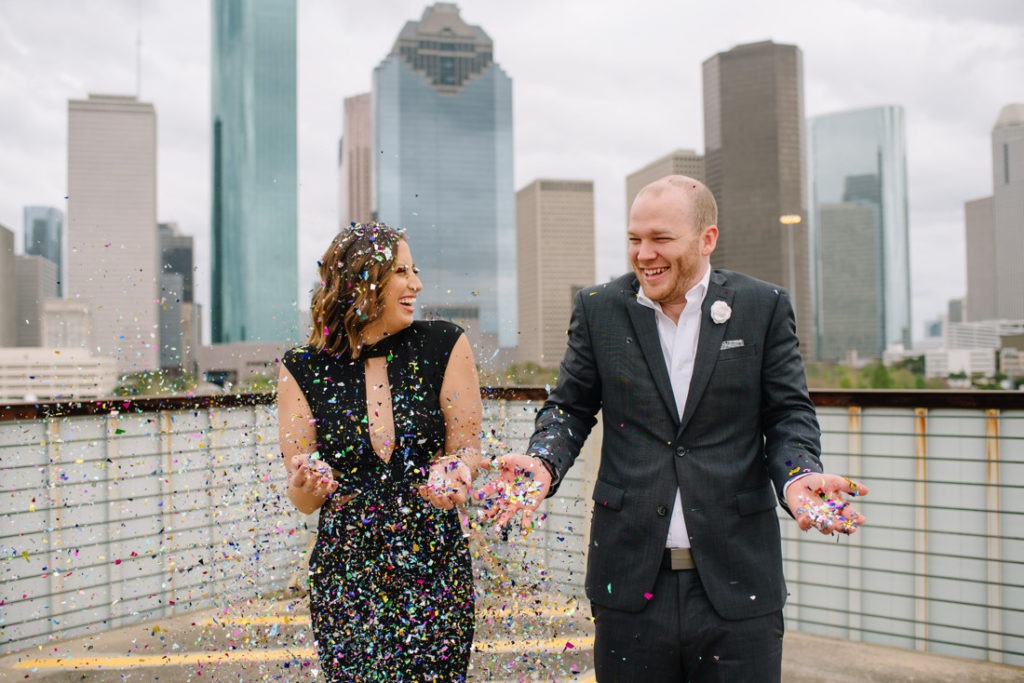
[
  {"xmin": 276, "ymin": 364, "xmax": 318, "ymax": 471},
  {"xmin": 439, "ymin": 333, "xmax": 482, "ymax": 453}
]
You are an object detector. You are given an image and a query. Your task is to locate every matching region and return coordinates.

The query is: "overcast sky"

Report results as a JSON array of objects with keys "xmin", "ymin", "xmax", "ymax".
[{"xmin": 1, "ymin": 0, "xmax": 1021, "ymax": 345}]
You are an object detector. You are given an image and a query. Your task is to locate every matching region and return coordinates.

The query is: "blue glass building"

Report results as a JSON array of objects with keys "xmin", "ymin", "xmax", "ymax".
[
  {"xmin": 808, "ymin": 106, "xmax": 911, "ymax": 361},
  {"xmin": 211, "ymin": 0, "xmax": 298, "ymax": 343},
  {"xmin": 374, "ymin": 3, "xmax": 516, "ymax": 350},
  {"xmin": 23, "ymin": 206, "xmax": 63, "ymax": 296}
]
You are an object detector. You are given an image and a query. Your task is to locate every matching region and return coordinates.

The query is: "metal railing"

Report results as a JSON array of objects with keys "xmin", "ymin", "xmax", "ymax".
[
  {"xmin": 1, "ymin": 389, "xmax": 1022, "ymax": 667},
  {"xmin": 0, "ymin": 395, "xmax": 290, "ymax": 653},
  {"xmin": 780, "ymin": 391, "xmax": 1024, "ymax": 666}
]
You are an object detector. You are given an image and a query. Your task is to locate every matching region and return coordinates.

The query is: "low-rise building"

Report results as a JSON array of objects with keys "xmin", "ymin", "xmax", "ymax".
[
  {"xmin": 0, "ymin": 347, "xmax": 118, "ymax": 401},
  {"xmin": 925, "ymin": 319, "xmax": 1024, "ymax": 380}
]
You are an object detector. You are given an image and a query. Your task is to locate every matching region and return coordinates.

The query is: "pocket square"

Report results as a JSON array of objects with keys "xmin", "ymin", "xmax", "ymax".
[{"xmin": 720, "ymin": 339, "xmax": 745, "ymax": 350}]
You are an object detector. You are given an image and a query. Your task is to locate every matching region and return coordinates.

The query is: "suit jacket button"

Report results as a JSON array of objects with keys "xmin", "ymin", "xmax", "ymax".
[
  {"xmin": 676, "ymin": 447, "xmax": 688, "ymax": 457},
  {"xmin": 657, "ymin": 505, "xmax": 669, "ymax": 517}
]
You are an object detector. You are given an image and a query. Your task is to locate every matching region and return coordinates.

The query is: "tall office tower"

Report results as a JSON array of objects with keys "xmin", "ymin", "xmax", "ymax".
[
  {"xmin": 0, "ymin": 224, "xmax": 15, "ymax": 346},
  {"xmin": 965, "ymin": 104, "xmax": 1024, "ymax": 322},
  {"xmin": 159, "ymin": 222, "xmax": 194, "ymax": 303},
  {"xmin": 211, "ymin": 0, "xmax": 298, "ymax": 344},
  {"xmin": 374, "ymin": 3, "xmax": 516, "ymax": 351},
  {"xmin": 158, "ymin": 222, "xmax": 198, "ymax": 372},
  {"xmin": 625, "ymin": 149, "xmax": 705, "ymax": 218},
  {"xmin": 23, "ymin": 206, "xmax": 64, "ymax": 296},
  {"xmin": 340, "ymin": 93, "xmax": 374, "ymax": 226},
  {"xmin": 947, "ymin": 298, "xmax": 965, "ymax": 325},
  {"xmin": 702, "ymin": 41, "xmax": 815, "ymax": 358},
  {"xmin": 67, "ymin": 94, "xmax": 159, "ymax": 373},
  {"xmin": 159, "ymin": 272, "xmax": 186, "ymax": 371},
  {"xmin": 992, "ymin": 104, "xmax": 1024, "ymax": 319},
  {"xmin": 965, "ymin": 196, "xmax": 996, "ymax": 321},
  {"xmin": 516, "ymin": 180, "xmax": 595, "ymax": 367},
  {"xmin": 15, "ymin": 255, "xmax": 58, "ymax": 347},
  {"xmin": 808, "ymin": 106, "xmax": 911, "ymax": 361}
]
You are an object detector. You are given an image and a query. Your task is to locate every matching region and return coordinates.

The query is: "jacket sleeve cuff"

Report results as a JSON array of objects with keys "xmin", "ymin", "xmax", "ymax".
[{"xmin": 531, "ymin": 454, "xmax": 561, "ymax": 497}]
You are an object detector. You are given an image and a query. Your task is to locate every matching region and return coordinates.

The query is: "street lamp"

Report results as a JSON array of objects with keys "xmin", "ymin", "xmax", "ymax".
[{"xmin": 779, "ymin": 214, "xmax": 801, "ymax": 300}]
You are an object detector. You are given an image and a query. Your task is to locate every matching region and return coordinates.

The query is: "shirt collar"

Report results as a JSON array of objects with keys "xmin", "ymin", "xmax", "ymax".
[{"xmin": 636, "ymin": 267, "xmax": 711, "ymax": 313}]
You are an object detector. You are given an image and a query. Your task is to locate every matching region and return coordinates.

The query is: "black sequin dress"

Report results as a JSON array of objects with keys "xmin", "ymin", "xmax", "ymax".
[{"xmin": 282, "ymin": 321, "xmax": 474, "ymax": 682}]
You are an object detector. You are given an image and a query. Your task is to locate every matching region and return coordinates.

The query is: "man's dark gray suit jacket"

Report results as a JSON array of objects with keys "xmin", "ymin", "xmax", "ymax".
[{"xmin": 528, "ymin": 269, "xmax": 823, "ymax": 620}]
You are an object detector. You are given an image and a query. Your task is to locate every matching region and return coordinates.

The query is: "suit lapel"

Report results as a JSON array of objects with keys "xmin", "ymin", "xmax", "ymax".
[
  {"xmin": 624, "ymin": 282, "xmax": 679, "ymax": 423},
  {"xmin": 680, "ymin": 271, "xmax": 733, "ymax": 432}
]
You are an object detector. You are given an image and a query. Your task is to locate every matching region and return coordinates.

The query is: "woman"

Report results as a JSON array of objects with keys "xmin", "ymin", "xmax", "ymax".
[{"xmin": 277, "ymin": 222, "xmax": 483, "ymax": 682}]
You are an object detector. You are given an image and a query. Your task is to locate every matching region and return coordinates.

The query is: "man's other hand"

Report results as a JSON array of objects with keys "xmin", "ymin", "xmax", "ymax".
[
  {"xmin": 786, "ymin": 473, "xmax": 867, "ymax": 535},
  {"xmin": 476, "ymin": 453, "xmax": 552, "ymax": 535}
]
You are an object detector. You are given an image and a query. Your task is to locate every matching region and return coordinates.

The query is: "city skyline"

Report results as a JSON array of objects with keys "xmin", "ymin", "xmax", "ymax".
[{"xmin": 0, "ymin": 0, "xmax": 1021, "ymax": 345}]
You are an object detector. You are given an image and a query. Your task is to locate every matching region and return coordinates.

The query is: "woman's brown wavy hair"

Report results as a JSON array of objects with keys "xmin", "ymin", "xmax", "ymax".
[{"xmin": 308, "ymin": 222, "xmax": 405, "ymax": 357}]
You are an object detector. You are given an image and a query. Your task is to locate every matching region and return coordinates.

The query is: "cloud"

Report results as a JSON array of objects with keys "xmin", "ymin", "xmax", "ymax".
[{"xmin": 856, "ymin": 0, "xmax": 1024, "ymax": 25}]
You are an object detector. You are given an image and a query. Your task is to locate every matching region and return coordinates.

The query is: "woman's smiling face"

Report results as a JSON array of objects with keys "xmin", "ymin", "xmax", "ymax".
[{"xmin": 361, "ymin": 239, "xmax": 422, "ymax": 344}]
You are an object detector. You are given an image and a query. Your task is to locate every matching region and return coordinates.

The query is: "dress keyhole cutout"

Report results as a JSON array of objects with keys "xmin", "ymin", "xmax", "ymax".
[{"xmin": 364, "ymin": 356, "xmax": 395, "ymax": 464}]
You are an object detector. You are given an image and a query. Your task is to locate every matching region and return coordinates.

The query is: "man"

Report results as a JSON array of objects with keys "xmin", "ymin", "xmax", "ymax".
[{"xmin": 486, "ymin": 175, "xmax": 867, "ymax": 681}]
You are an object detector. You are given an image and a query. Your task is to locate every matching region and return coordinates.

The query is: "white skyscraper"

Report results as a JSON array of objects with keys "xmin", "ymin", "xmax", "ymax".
[
  {"xmin": 625, "ymin": 149, "xmax": 705, "ymax": 219},
  {"xmin": 15, "ymin": 255, "xmax": 58, "ymax": 347},
  {"xmin": 516, "ymin": 180, "xmax": 595, "ymax": 368},
  {"xmin": 965, "ymin": 197, "xmax": 996, "ymax": 321},
  {"xmin": 992, "ymin": 104, "xmax": 1024, "ymax": 319},
  {"xmin": 66, "ymin": 94, "xmax": 159, "ymax": 373},
  {"xmin": 340, "ymin": 92, "xmax": 373, "ymax": 226},
  {"xmin": 965, "ymin": 104, "xmax": 1024, "ymax": 322}
]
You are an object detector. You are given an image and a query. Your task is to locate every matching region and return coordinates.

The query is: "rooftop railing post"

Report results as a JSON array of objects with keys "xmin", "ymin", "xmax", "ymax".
[
  {"xmin": 105, "ymin": 410, "xmax": 124, "ymax": 630},
  {"xmin": 913, "ymin": 407, "xmax": 929, "ymax": 652},
  {"xmin": 159, "ymin": 410, "xmax": 175, "ymax": 618},
  {"xmin": 985, "ymin": 408, "xmax": 1003, "ymax": 663},
  {"xmin": 44, "ymin": 418, "xmax": 62, "ymax": 642},
  {"xmin": 847, "ymin": 405, "xmax": 863, "ymax": 642},
  {"xmin": 203, "ymin": 405, "xmax": 217, "ymax": 607}
]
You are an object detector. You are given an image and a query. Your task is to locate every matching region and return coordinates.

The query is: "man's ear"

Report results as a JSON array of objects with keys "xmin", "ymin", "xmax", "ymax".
[{"xmin": 702, "ymin": 225, "xmax": 719, "ymax": 255}]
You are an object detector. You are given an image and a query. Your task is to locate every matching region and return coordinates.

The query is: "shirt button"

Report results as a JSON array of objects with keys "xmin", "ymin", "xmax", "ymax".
[
  {"xmin": 657, "ymin": 505, "xmax": 669, "ymax": 517},
  {"xmin": 676, "ymin": 447, "xmax": 688, "ymax": 457}
]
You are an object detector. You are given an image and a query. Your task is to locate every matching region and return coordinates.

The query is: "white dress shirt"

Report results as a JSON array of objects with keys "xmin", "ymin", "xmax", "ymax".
[{"xmin": 636, "ymin": 267, "xmax": 711, "ymax": 549}]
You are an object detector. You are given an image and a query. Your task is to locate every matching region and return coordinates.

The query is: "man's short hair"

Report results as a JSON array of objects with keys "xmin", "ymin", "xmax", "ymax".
[{"xmin": 657, "ymin": 175, "xmax": 718, "ymax": 231}]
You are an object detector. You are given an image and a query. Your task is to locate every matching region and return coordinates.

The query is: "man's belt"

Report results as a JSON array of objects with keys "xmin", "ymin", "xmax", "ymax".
[{"xmin": 661, "ymin": 547, "xmax": 695, "ymax": 570}]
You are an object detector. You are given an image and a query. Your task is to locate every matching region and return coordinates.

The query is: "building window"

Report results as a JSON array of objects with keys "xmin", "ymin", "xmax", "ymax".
[{"xmin": 440, "ymin": 57, "xmax": 455, "ymax": 85}]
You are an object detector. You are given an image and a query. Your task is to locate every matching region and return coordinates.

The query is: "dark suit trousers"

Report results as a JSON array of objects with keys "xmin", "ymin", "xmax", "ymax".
[{"xmin": 592, "ymin": 566, "xmax": 783, "ymax": 683}]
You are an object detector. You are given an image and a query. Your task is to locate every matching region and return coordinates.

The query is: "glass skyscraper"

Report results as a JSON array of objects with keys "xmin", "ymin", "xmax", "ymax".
[
  {"xmin": 23, "ymin": 206, "xmax": 63, "ymax": 296},
  {"xmin": 374, "ymin": 3, "xmax": 516, "ymax": 350},
  {"xmin": 808, "ymin": 105, "xmax": 911, "ymax": 361},
  {"xmin": 211, "ymin": 0, "xmax": 298, "ymax": 343}
]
